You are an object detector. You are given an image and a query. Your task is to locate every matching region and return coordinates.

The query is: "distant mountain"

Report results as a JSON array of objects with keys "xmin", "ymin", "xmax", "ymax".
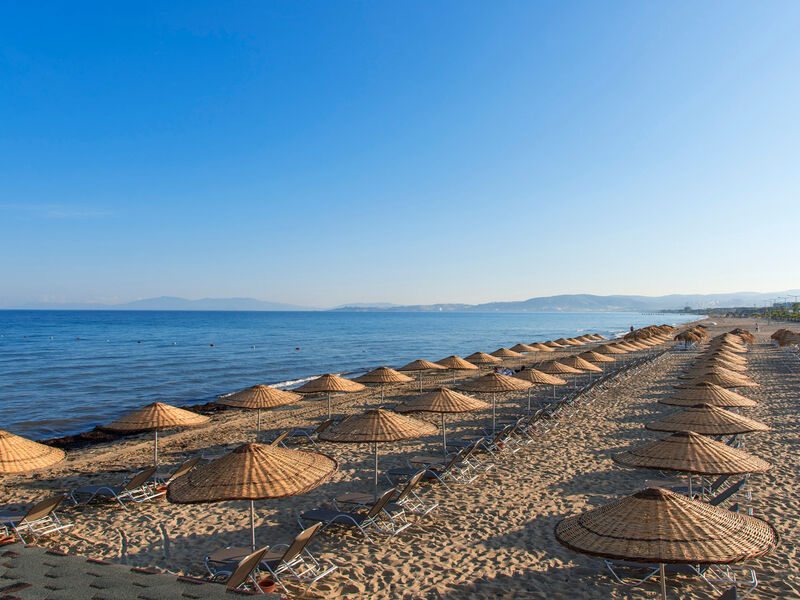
[
  {"xmin": 332, "ymin": 290, "xmax": 800, "ymax": 313},
  {"xmin": 3, "ymin": 296, "xmax": 316, "ymax": 311},
  {"xmin": 4, "ymin": 290, "xmax": 798, "ymax": 312}
]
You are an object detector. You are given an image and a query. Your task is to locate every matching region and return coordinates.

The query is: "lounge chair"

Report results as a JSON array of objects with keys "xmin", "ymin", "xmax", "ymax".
[
  {"xmin": 0, "ymin": 495, "xmax": 73, "ymax": 542},
  {"xmin": 269, "ymin": 430, "xmax": 291, "ymax": 447},
  {"xmin": 298, "ymin": 487, "xmax": 407, "ymax": 543},
  {"xmin": 189, "ymin": 546, "xmax": 269, "ymax": 593},
  {"xmin": 284, "ymin": 419, "xmax": 335, "ymax": 447},
  {"xmin": 333, "ymin": 470, "xmax": 438, "ymax": 521},
  {"xmin": 387, "ymin": 441, "xmax": 485, "ymax": 489},
  {"xmin": 70, "ymin": 467, "xmax": 163, "ymax": 509},
  {"xmin": 205, "ymin": 523, "xmax": 336, "ymax": 596},
  {"xmin": 153, "ymin": 456, "xmax": 202, "ymax": 486}
]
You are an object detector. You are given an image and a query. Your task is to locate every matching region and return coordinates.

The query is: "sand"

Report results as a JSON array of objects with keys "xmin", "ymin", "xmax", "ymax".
[{"xmin": 3, "ymin": 317, "xmax": 798, "ymax": 599}]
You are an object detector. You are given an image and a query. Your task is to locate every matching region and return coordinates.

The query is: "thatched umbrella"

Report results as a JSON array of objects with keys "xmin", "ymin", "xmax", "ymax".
[
  {"xmin": 167, "ymin": 443, "xmax": 336, "ymax": 551},
  {"xmin": 0, "ymin": 430, "xmax": 65, "ymax": 474},
  {"xmin": 490, "ymin": 348, "xmax": 524, "ymax": 366},
  {"xmin": 613, "ymin": 431, "xmax": 772, "ymax": 496},
  {"xmin": 565, "ymin": 337, "xmax": 586, "ymax": 346},
  {"xmin": 554, "ymin": 338, "xmax": 580, "ymax": 346},
  {"xmin": 510, "ymin": 343, "xmax": 538, "ymax": 353},
  {"xmin": 465, "ymin": 351, "xmax": 503, "ymax": 366},
  {"xmin": 296, "ymin": 374, "xmax": 366, "ymax": 419},
  {"xmin": 591, "ymin": 333, "xmax": 608, "ymax": 340},
  {"xmin": 688, "ymin": 358, "xmax": 746, "ymax": 372},
  {"xmin": 678, "ymin": 365, "xmax": 751, "ymax": 380},
  {"xmin": 645, "ymin": 404, "xmax": 769, "ymax": 436},
  {"xmin": 458, "ymin": 373, "xmax": 531, "ymax": 430},
  {"xmin": 675, "ymin": 371, "xmax": 758, "ymax": 389},
  {"xmin": 319, "ymin": 409, "xmax": 436, "ymax": 489},
  {"xmin": 661, "ymin": 383, "xmax": 757, "ymax": 408},
  {"xmin": 216, "ymin": 385, "xmax": 301, "ymax": 438},
  {"xmin": 354, "ymin": 367, "xmax": 413, "ymax": 401},
  {"xmin": 530, "ymin": 342, "xmax": 555, "ymax": 352},
  {"xmin": 104, "ymin": 402, "xmax": 210, "ymax": 465},
  {"xmin": 577, "ymin": 350, "xmax": 615, "ymax": 364},
  {"xmin": 595, "ymin": 344, "xmax": 628, "ymax": 355},
  {"xmin": 544, "ymin": 340, "xmax": 565, "ymax": 348},
  {"xmin": 555, "ymin": 487, "xmax": 780, "ymax": 600},
  {"xmin": 397, "ymin": 387, "xmax": 490, "ymax": 455},
  {"xmin": 614, "ymin": 341, "xmax": 641, "ymax": 352},
  {"xmin": 436, "ymin": 355, "xmax": 479, "ymax": 384},
  {"xmin": 560, "ymin": 356, "xmax": 602, "ymax": 372},
  {"xmin": 513, "ymin": 368, "xmax": 566, "ymax": 409},
  {"xmin": 398, "ymin": 359, "xmax": 447, "ymax": 392},
  {"xmin": 537, "ymin": 360, "xmax": 582, "ymax": 375}
]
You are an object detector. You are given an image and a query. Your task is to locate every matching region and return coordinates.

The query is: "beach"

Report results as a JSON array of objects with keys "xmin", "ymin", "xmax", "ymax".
[{"xmin": 2, "ymin": 317, "xmax": 796, "ymax": 599}]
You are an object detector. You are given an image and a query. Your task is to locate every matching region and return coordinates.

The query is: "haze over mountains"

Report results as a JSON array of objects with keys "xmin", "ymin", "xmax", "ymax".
[{"xmin": 4, "ymin": 290, "xmax": 799, "ymax": 312}]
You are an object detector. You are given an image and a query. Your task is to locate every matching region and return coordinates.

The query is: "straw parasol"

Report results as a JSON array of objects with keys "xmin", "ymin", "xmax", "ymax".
[
  {"xmin": 396, "ymin": 387, "xmax": 490, "ymax": 455},
  {"xmin": 560, "ymin": 356, "xmax": 602, "ymax": 372},
  {"xmin": 436, "ymin": 355, "xmax": 479, "ymax": 384},
  {"xmin": 490, "ymin": 347, "xmax": 524, "ymax": 360},
  {"xmin": 530, "ymin": 342, "xmax": 555, "ymax": 352},
  {"xmin": 0, "ymin": 430, "xmax": 66, "ymax": 474},
  {"xmin": 465, "ymin": 351, "xmax": 503, "ymax": 365},
  {"xmin": 216, "ymin": 385, "xmax": 301, "ymax": 437},
  {"xmin": 398, "ymin": 359, "xmax": 447, "ymax": 392},
  {"xmin": 614, "ymin": 341, "xmax": 641, "ymax": 352},
  {"xmin": 595, "ymin": 344, "xmax": 628, "ymax": 355},
  {"xmin": 295, "ymin": 374, "xmax": 366, "ymax": 419},
  {"xmin": 319, "ymin": 409, "xmax": 437, "ymax": 488},
  {"xmin": 510, "ymin": 343, "xmax": 537, "ymax": 353},
  {"xmin": 565, "ymin": 337, "xmax": 586, "ymax": 346},
  {"xmin": 555, "ymin": 487, "xmax": 779, "ymax": 599},
  {"xmin": 458, "ymin": 373, "xmax": 531, "ymax": 430},
  {"xmin": 353, "ymin": 367, "xmax": 413, "ymax": 401},
  {"xmin": 104, "ymin": 402, "xmax": 210, "ymax": 465},
  {"xmin": 591, "ymin": 333, "xmax": 608, "ymax": 340},
  {"xmin": 544, "ymin": 340, "xmax": 565, "ymax": 348},
  {"xmin": 675, "ymin": 371, "xmax": 758, "ymax": 389},
  {"xmin": 645, "ymin": 404, "xmax": 770, "ymax": 436},
  {"xmin": 513, "ymin": 368, "xmax": 566, "ymax": 409},
  {"xmin": 661, "ymin": 382, "xmax": 758, "ymax": 408},
  {"xmin": 613, "ymin": 431, "xmax": 771, "ymax": 495},
  {"xmin": 679, "ymin": 365, "xmax": 750, "ymax": 380},
  {"xmin": 167, "ymin": 443, "xmax": 337, "ymax": 551},
  {"xmin": 688, "ymin": 358, "xmax": 747, "ymax": 372},
  {"xmin": 577, "ymin": 350, "xmax": 615, "ymax": 364},
  {"xmin": 554, "ymin": 338, "xmax": 579, "ymax": 346},
  {"xmin": 537, "ymin": 360, "xmax": 582, "ymax": 375}
]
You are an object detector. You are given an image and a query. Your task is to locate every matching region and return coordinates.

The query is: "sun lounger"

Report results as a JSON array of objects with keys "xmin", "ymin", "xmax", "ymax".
[
  {"xmin": 387, "ymin": 441, "xmax": 486, "ymax": 489},
  {"xmin": 268, "ymin": 430, "xmax": 291, "ymax": 447},
  {"xmin": 70, "ymin": 467, "xmax": 163, "ymax": 509},
  {"xmin": 298, "ymin": 487, "xmax": 407, "ymax": 543},
  {"xmin": 205, "ymin": 523, "xmax": 337, "ymax": 596},
  {"xmin": 0, "ymin": 495, "xmax": 73, "ymax": 542},
  {"xmin": 199, "ymin": 545, "xmax": 270, "ymax": 593},
  {"xmin": 334, "ymin": 470, "xmax": 438, "ymax": 520},
  {"xmin": 284, "ymin": 419, "xmax": 335, "ymax": 446},
  {"xmin": 153, "ymin": 456, "xmax": 202, "ymax": 486}
]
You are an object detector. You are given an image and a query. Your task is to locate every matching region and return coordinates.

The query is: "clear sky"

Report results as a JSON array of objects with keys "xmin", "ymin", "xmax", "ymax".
[{"xmin": 2, "ymin": 1, "xmax": 799, "ymax": 308}]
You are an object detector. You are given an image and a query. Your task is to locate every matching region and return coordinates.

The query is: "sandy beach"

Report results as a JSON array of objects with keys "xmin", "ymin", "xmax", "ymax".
[{"xmin": 2, "ymin": 317, "xmax": 797, "ymax": 599}]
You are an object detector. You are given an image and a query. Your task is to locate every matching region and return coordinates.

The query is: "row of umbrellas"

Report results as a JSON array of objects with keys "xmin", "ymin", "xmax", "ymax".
[{"xmin": 555, "ymin": 328, "xmax": 779, "ymax": 599}]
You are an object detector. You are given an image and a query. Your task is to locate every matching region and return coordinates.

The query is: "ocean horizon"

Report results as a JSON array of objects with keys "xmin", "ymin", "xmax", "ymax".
[{"xmin": 0, "ymin": 309, "xmax": 701, "ymax": 439}]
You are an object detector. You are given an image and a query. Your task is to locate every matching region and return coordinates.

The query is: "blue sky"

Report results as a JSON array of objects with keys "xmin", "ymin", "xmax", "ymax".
[{"xmin": 2, "ymin": 1, "xmax": 799, "ymax": 307}]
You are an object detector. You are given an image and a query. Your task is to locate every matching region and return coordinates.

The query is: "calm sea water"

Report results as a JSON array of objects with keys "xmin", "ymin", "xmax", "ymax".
[{"xmin": 0, "ymin": 310, "xmax": 698, "ymax": 439}]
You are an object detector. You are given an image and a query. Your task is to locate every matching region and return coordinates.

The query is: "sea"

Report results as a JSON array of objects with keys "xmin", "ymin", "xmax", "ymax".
[{"xmin": 0, "ymin": 310, "xmax": 701, "ymax": 439}]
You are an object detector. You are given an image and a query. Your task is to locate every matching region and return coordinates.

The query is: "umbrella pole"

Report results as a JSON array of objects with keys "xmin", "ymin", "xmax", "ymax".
[
  {"xmin": 492, "ymin": 393, "xmax": 497, "ymax": 431},
  {"xmin": 452, "ymin": 369, "xmax": 456, "ymax": 384},
  {"xmin": 659, "ymin": 563, "xmax": 667, "ymax": 600},
  {"xmin": 527, "ymin": 388, "xmax": 531, "ymax": 413},
  {"xmin": 441, "ymin": 413, "xmax": 447, "ymax": 456},
  {"xmin": 419, "ymin": 373, "xmax": 423, "ymax": 392},
  {"xmin": 381, "ymin": 384, "xmax": 384, "ymax": 403},
  {"xmin": 373, "ymin": 443, "xmax": 379, "ymax": 491},
  {"xmin": 154, "ymin": 430, "xmax": 159, "ymax": 466},
  {"xmin": 327, "ymin": 392, "xmax": 332, "ymax": 420},
  {"xmin": 250, "ymin": 500, "xmax": 256, "ymax": 552},
  {"xmin": 256, "ymin": 409, "xmax": 261, "ymax": 437},
  {"xmin": 688, "ymin": 474, "xmax": 693, "ymax": 498}
]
